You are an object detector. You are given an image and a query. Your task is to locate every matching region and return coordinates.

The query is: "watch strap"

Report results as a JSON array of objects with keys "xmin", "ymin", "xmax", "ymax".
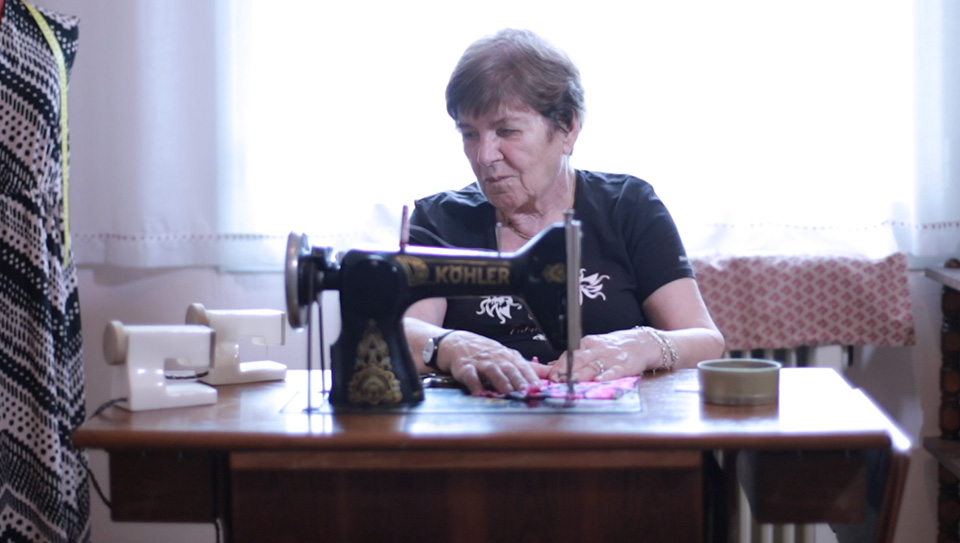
[{"xmin": 425, "ymin": 330, "xmax": 456, "ymax": 371}]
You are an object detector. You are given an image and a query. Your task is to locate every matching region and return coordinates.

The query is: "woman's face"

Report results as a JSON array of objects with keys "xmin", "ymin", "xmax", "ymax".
[{"xmin": 457, "ymin": 103, "xmax": 579, "ymax": 213}]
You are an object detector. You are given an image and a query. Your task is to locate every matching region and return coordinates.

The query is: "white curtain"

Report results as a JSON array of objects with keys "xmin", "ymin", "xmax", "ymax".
[
  {"xmin": 65, "ymin": 0, "xmax": 228, "ymax": 268},
  {"xmin": 63, "ymin": 0, "xmax": 960, "ymax": 270}
]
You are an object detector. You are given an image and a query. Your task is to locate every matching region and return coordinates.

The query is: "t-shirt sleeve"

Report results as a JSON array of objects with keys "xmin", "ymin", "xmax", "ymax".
[{"xmin": 617, "ymin": 180, "xmax": 695, "ymax": 304}]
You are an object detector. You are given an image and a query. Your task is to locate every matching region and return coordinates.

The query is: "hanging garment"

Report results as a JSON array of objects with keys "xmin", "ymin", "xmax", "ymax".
[{"xmin": 0, "ymin": 1, "xmax": 87, "ymax": 542}]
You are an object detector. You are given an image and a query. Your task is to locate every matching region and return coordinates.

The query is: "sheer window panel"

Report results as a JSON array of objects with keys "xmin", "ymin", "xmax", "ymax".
[
  {"xmin": 66, "ymin": 0, "xmax": 230, "ymax": 268},
  {"xmin": 66, "ymin": 0, "xmax": 958, "ymax": 270}
]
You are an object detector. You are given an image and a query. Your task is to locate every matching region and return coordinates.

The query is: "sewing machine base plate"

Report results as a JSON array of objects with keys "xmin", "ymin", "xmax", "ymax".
[{"xmin": 281, "ymin": 387, "xmax": 642, "ymax": 414}]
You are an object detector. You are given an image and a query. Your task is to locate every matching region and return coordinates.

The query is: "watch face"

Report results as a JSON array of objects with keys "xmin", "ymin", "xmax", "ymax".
[{"xmin": 422, "ymin": 338, "xmax": 436, "ymax": 365}]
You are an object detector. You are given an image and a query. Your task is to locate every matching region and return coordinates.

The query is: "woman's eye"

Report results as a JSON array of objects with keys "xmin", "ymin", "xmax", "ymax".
[
  {"xmin": 497, "ymin": 129, "xmax": 518, "ymax": 137},
  {"xmin": 461, "ymin": 131, "xmax": 478, "ymax": 141}
]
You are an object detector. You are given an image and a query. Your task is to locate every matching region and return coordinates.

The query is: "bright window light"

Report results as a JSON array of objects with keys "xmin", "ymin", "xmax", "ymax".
[{"xmin": 225, "ymin": 0, "xmax": 914, "ymax": 264}]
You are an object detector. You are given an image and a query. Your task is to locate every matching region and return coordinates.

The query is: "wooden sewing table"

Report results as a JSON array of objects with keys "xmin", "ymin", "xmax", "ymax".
[{"xmin": 73, "ymin": 368, "xmax": 902, "ymax": 543}]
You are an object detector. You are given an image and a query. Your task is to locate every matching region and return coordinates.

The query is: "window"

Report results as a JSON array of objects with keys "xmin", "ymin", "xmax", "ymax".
[{"xmin": 71, "ymin": 1, "xmax": 958, "ymax": 270}]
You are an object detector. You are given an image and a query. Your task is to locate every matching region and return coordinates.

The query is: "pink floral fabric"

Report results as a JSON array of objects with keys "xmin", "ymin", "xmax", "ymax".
[{"xmin": 692, "ymin": 253, "xmax": 915, "ymax": 350}]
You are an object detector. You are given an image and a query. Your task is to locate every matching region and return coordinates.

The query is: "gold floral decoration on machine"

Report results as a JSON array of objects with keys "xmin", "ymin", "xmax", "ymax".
[{"xmin": 348, "ymin": 320, "xmax": 404, "ymax": 405}]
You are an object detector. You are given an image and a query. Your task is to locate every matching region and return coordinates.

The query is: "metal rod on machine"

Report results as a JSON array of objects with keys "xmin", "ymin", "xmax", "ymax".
[
  {"xmin": 564, "ymin": 210, "xmax": 581, "ymax": 397},
  {"xmin": 317, "ymin": 299, "xmax": 327, "ymax": 400},
  {"xmin": 306, "ymin": 300, "xmax": 314, "ymax": 413},
  {"xmin": 304, "ymin": 298, "xmax": 327, "ymax": 413}
]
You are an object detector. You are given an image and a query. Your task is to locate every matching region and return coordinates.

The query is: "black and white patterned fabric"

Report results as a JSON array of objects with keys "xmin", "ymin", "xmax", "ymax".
[{"xmin": 0, "ymin": 2, "xmax": 88, "ymax": 543}]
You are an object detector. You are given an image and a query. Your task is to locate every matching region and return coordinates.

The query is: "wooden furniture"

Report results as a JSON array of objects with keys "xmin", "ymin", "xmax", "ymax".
[
  {"xmin": 925, "ymin": 262, "xmax": 960, "ymax": 543},
  {"xmin": 73, "ymin": 368, "xmax": 905, "ymax": 543}
]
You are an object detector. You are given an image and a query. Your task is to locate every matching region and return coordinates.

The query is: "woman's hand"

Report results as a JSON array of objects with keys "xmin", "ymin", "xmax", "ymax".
[
  {"xmin": 404, "ymin": 301, "xmax": 550, "ymax": 395},
  {"xmin": 546, "ymin": 278, "xmax": 726, "ymax": 382},
  {"xmin": 545, "ymin": 328, "xmax": 663, "ymax": 382},
  {"xmin": 440, "ymin": 331, "xmax": 551, "ymax": 394}
]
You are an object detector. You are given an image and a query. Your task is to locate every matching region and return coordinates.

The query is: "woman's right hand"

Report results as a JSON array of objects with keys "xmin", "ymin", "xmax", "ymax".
[{"xmin": 438, "ymin": 331, "xmax": 550, "ymax": 395}]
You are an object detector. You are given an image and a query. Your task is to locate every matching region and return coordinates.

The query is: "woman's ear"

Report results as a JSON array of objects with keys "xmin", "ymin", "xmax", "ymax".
[{"xmin": 563, "ymin": 117, "xmax": 581, "ymax": 155}]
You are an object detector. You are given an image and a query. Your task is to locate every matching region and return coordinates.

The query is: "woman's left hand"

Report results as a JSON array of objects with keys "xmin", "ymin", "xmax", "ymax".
[
  {"xmin": 545, "ymin": 328, "xmax": 662, "ymax": 382},
  {"xmin": 546, "ymin": 278, "xmax": 727, "ymax": 382}
]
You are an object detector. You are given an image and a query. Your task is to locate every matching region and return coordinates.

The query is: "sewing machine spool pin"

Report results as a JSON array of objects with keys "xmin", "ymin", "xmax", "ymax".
[
  {"xmin": 185, "ymin": 303, "xmax": 287, "ymax": 386},
  {"xmin": 399, "ymin": 204, "xmax": 410, "ymax": 252},
  {"xmin": 285, "ymin": 224, "xmax": 573, "ymax": 409},
  {"xmin": 103, "ymin": 320, "xmax": 218, "ymax": 411}
]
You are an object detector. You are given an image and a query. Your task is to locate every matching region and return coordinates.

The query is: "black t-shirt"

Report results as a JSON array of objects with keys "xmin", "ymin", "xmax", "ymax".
[{"xmin": 408, "ymin": 170, "xmax": 694, "ymax": 362}]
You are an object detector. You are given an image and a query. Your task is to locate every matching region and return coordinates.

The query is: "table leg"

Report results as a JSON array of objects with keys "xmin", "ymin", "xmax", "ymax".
[{"xmin": 938, "ymin": 463, "xmax": 960, "ymax": 543}]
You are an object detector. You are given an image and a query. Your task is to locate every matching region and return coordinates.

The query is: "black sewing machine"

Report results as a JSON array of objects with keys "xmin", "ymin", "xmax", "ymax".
[{"xmin": 285, "ymin": 219, "xmax": 579, "ymax": 409}]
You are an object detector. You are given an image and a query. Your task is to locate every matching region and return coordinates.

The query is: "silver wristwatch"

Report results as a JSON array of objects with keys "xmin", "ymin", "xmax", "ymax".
[{"xmin": 422, "ymin": 330, "xmax": 456, "ymax": 371}]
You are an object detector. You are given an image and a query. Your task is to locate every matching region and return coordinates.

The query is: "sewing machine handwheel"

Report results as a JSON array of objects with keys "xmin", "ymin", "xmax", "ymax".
[
  {"xmin": 103, "ymin": 320, "xmax": 128, "ymax": 366},
  {"xmin": 285, "ymin": 232, "xmax": 312, "ymax": 329},
  {"xmin": 185, "ymin": 303, "xmax": 209, "ymax": 326}
]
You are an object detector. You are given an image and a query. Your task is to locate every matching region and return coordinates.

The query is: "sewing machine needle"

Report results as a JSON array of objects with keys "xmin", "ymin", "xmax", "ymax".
[{"xmin": 564, "ymin": 210, "xmax": 581, "ymax": 397}]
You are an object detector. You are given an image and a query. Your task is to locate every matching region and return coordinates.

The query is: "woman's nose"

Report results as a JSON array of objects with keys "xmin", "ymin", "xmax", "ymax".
[{"xmin": 476, "ymin": 135, "xmax": 502, "ymax": 166}]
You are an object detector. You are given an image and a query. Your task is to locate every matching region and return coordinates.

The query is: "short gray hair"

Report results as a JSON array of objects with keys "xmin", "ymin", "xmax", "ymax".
[{"xmin": 445, "ymin": 29, "xmax": 585, "ymax": 133}]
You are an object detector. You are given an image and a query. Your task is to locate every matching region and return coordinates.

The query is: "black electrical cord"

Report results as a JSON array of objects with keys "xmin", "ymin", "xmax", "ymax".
[
  {"xmin": 164, "ymin": 370, "xmax": 209, "ymax": 380},
  {"xmin": 74, "ymin": 395, "xmax": 224, "ymax": 543},
  {"xmin": 74, "ymin": 397, "xmax": 128, "ymax": 511}
]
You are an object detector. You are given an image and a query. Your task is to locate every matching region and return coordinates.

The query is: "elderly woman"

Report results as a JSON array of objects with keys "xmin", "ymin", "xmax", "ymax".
[{"xmin": 404, "ymin": 29, "xmax": 724, "ymax": 395}]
